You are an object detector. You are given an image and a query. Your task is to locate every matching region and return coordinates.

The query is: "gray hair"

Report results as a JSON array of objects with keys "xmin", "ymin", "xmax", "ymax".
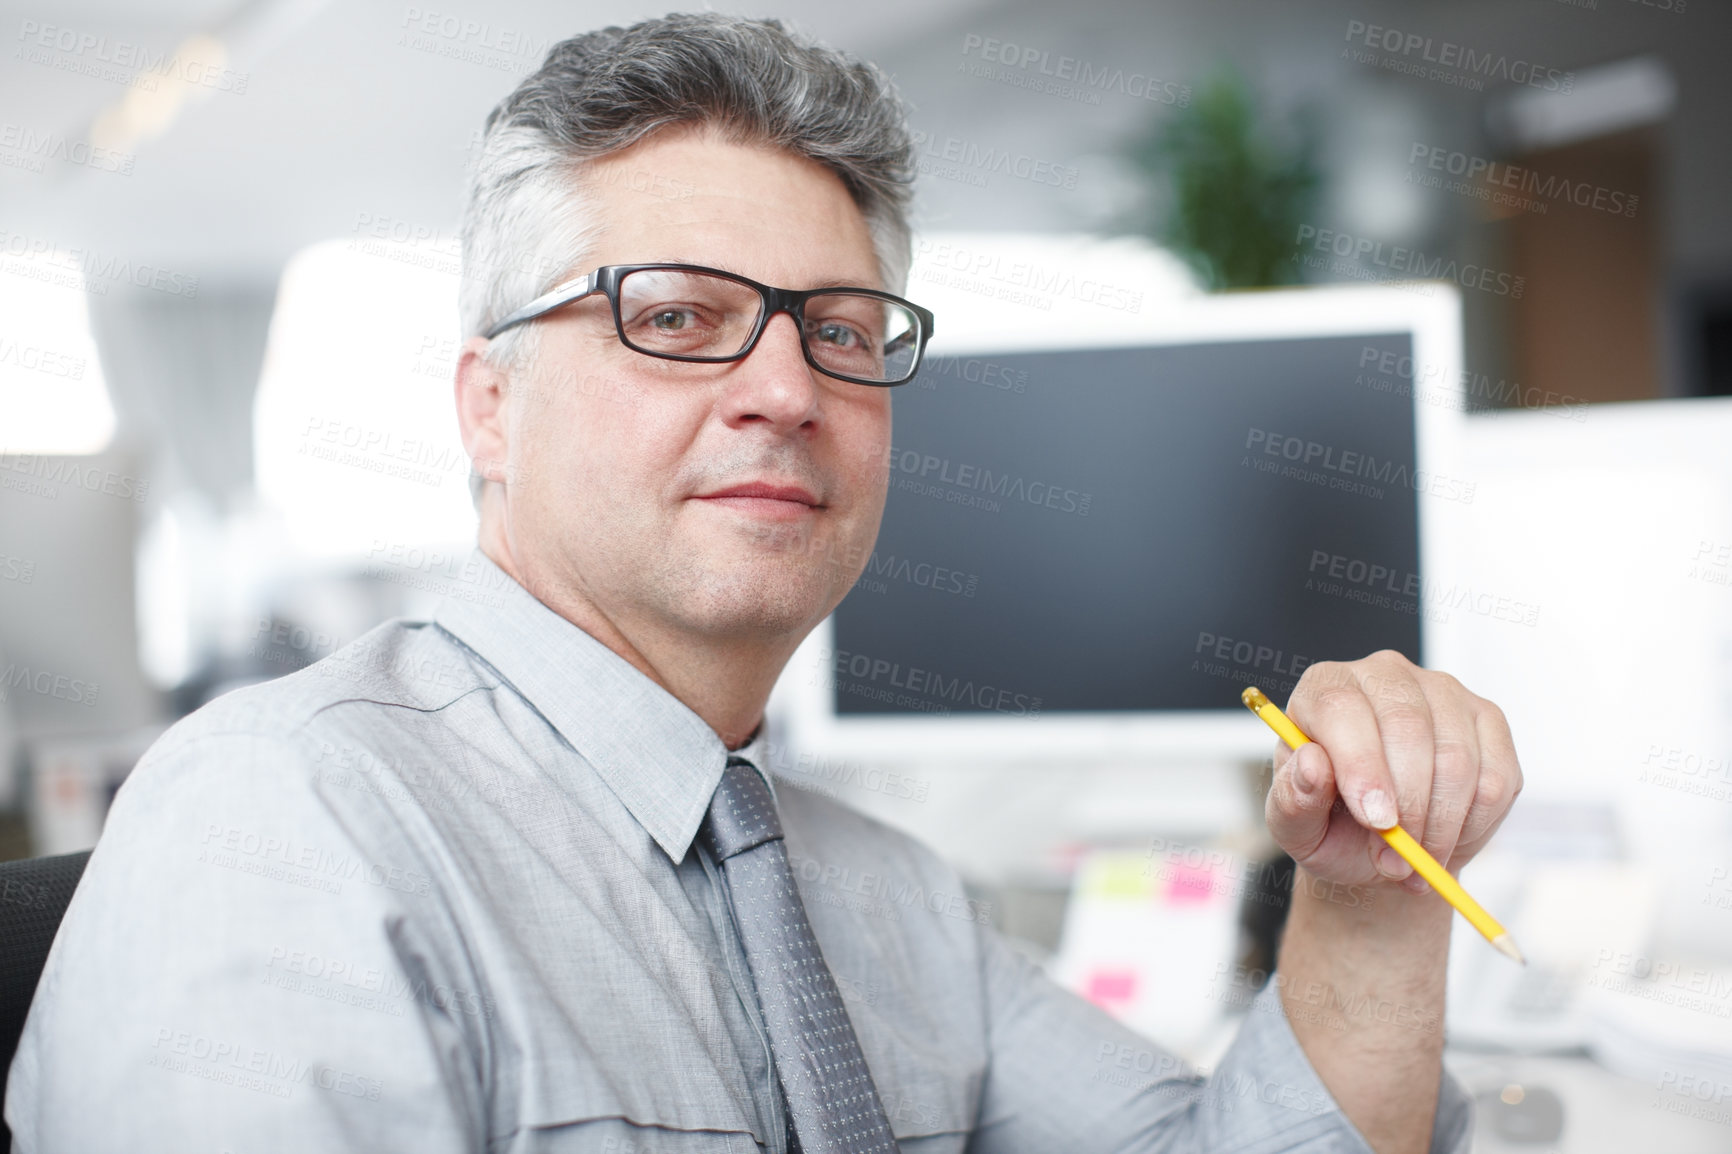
[{"xmin": 459, "ymin": 13, "xmax": 918, "ymax": 508}]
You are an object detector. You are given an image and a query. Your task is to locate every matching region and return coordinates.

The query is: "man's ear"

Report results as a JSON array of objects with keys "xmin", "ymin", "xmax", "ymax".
[{"xmin": 456, "ymin": 335, "xmax": 512, "ymax": 485}]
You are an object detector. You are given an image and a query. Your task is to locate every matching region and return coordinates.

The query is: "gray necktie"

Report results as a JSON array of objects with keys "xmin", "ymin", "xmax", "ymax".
[{"xmin": 698, "ymin": 757, "xmax": 899, "ymax": 1154}]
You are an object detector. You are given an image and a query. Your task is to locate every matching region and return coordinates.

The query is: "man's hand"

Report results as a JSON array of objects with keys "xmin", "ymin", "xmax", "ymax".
[
  {"xmin": 1264, "ymin": 649, "xmax": 1522, "ymax": 894},
  {"xmin": 1258, "ymin": 651, "xmax": 1521, "ymax": 1153}
]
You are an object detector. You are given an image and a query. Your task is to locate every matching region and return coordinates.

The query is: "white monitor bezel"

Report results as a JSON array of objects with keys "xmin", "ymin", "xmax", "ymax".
[{"xmin": 772, "ymin": 278, "xmax": 1468, "ymax": 764}]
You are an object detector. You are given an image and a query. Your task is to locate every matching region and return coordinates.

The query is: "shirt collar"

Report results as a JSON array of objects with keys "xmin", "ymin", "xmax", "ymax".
[{"xmin": 432, "ymin": 549, "xmax": 773, "ymax": 862}]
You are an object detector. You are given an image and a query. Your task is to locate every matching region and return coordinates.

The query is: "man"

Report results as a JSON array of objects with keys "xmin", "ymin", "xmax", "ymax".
[{"xmin": 7, "ymin": 14, "xmax": 1517, "ymax": 1153}]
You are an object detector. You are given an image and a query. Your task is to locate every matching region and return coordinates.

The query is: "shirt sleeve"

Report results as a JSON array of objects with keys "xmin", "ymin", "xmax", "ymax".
[
  {"xmin": 4, "ymin": 728, "xmax": 489, "ymax": 1154},
  {"xmin": 965, "ymin": 927, "xmax": 1473, "ymax": 1154}
]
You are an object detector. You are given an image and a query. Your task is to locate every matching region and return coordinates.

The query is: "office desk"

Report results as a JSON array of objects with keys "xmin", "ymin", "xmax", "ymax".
[{"xmin": 1445, "ymin": 1050, "xmax": 1731, "ymax": 1153}]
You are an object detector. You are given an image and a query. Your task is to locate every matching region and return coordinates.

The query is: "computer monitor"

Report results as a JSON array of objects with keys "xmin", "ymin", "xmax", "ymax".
[
  {"xmin": 0, "ymin": 446, "xmax": 161, "ymax": 805},
  {"xmin": 773, "ymin": 277, "xmax": 1468, "ymax": 764}
]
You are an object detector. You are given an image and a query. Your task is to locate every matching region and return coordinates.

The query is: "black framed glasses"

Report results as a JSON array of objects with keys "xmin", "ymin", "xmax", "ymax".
[{"xmin": 482, "ymin": 263, "xmax": 936, "ymax": 386}]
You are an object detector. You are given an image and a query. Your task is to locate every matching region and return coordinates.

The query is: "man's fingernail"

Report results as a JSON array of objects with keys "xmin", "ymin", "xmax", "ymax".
[
  {"xmin": 1360, "ymin": 789, "xmax": 1398, "ymax": 829},
  {"xmin": 1293, "ymin": 746, "xmax": 1319, "ymax": 795},
  {"xmin": 1378, "ymin": 845, "xmax": 1412, "ymax": 879},
  {"xmin": 1404, "ymin": 874, "xmax": 1431, "ymax": 895}
]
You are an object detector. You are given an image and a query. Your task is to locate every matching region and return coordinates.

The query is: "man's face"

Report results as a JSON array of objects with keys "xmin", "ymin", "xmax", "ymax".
[{"xmin": 490, "ymin": 125, "xmax": 892, "ymax": 646}]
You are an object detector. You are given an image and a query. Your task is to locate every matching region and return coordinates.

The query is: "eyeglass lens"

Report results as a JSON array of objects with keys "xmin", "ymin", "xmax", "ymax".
[{"xmin": 615, "ymin": 267, "xmax": 920, "ymax": 383}]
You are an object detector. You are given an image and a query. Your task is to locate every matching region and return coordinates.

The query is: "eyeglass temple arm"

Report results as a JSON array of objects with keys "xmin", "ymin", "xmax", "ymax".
[
  {"xmin": 884, "ymin": 329, "xmax": 918, "ymax": 356},
  {"xmin": 481, "ymin": 271, "xmax": 598, "ymax": 340}
]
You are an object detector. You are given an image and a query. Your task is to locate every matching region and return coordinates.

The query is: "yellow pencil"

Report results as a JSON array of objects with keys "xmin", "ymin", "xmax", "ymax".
[{"xmin": 1241, "ymin": 686, "xmax": 1525, "ymax": 965}]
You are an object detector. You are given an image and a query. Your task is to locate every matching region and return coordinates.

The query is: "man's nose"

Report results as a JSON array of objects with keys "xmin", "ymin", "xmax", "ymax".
[{"xmin": 721, "ymin": 311, "xmax": 821, "ymax": 429}]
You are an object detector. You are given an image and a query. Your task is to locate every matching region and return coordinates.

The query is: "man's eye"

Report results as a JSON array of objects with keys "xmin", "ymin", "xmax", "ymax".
[
  {"xmin": 816, "ymin": 321, "xmax": 862, "ymax": 348},
  {"xmin": 650, "ymin": 309, "xmax": 692, "ymax": 330}
]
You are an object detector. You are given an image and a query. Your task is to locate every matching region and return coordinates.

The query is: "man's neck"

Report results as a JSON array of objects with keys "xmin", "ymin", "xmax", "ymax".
[{"xmin": 479, "ymin": 536, "xmax": 784, "ymax": 752}]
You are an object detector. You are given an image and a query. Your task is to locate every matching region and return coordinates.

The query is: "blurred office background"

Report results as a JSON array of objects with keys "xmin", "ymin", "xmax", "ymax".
[{"xmin": 3, "ymin": 0, "xmax": 1732, "ymax": 1149}]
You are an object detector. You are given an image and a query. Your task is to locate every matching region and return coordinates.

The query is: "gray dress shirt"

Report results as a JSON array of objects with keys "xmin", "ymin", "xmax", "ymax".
[{"xmin": 6, "ymin": 552, "xmax": 1472, "ymax": 1153}]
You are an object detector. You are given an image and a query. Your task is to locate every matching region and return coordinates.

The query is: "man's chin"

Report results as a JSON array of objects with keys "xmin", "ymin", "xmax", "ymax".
[{"xmin": 672, "ymin": 557, "xmax": 841, "ymax": 638}]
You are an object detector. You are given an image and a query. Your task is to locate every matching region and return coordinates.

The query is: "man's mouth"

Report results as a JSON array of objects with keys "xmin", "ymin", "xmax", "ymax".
[{"xmin": 693, "ymin": 480, "xmax": 824, "ymax": 518}]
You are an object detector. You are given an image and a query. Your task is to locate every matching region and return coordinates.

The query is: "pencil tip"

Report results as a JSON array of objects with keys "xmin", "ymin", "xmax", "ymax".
[{"xmin": 1492, "ymin": 934, "xmax": 1526, "ymax": 965}]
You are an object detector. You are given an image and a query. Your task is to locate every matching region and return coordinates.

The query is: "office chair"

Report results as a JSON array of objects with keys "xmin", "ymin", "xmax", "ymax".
[{"xmin": 0, "ymin": 850, "xmax": 92, "ymax": 1149}]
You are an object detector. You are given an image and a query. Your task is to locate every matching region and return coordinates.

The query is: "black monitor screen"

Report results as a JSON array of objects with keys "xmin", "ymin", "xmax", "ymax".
[{"xmin": 828, "ymin": 334, "xmax": 1425, "ymax": 717}]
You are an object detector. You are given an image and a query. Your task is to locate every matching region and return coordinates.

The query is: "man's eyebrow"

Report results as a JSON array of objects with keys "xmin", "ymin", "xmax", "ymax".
[
  {"xmin": 808, "ymin": 275, "xmax": 883, "ymax": 291},
  {"xmin": 650, "ymin": 259, "xmax": 881, "ymax": 291}
]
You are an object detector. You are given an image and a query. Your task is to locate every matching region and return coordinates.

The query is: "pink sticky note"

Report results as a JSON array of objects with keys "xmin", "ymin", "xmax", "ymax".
[
  {"xmin": 1166, "ymin": 865, "xmax": 1215, "ymax": 905},
  {"xmin": 1085, "ymin": 968, "xmax": 1138, "ymax": 1006}
]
